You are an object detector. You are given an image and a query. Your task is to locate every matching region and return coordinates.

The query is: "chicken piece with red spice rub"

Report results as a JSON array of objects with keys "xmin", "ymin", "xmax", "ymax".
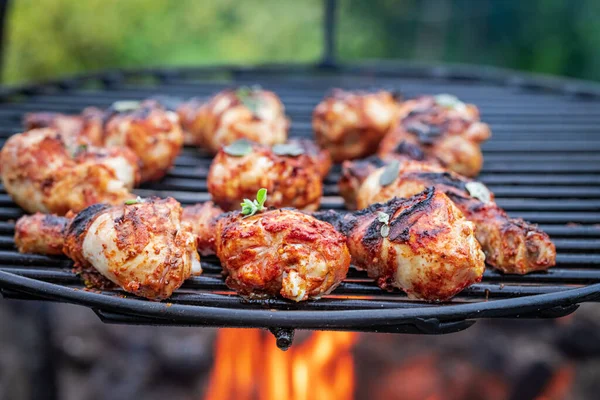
[
  {"xmin": 350, "ymin": 159, "xmax": 556, "ymax": 274},
  {"xmin": 207, "ymin": 140, "xmax": 322, "ymax": 211},
  {"xmin": 181, "ymin": 201, "xmax": 224, "ymax": 256},
  {"xmin": 379, "ymin": 94, "xmax": 491, "ymax": 177},
  {"xmin": 22, "ymin": 99, "xmax": 183, "ymax": 182},
  {"xmin": 14, "ymin": 213, "xmax": 69, "ymax": 256},
  {"xmin": 14, "ymin": 197, "xmax": 201, "ymax": 300},
  {"xmin": 313, "ymin": 89, "xmax": 400, "ymax": 162},
  {"xmin": 176, "ymin": 96, "xmax": 208, "ymax": 146},
  {"xmin": 0, "ymin": 128, "xmax": 140, "ymax": 215},
  {"xmin": 286, "ymin": 138, "xmax": 333, "ymax": 178},
  {"xmin": 314, "ymin": 188, "xmax": 485, "ymax": 301},
  {"xmin": 24, "ymin": 107, "xmax": 105, "ymax": 145},
  {"xmin": 103, "ymin": 100, "xmax": 183, "ymax": 182},
  {"xmin": 215, "ymin": 208, "xmax": 350, "ymax": 302},
  {"xmin": 186, "ymin": 87, "xmax": 289, "ymax": 154}
]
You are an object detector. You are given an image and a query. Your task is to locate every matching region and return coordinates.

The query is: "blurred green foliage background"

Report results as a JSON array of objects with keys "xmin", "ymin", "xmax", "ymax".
[{"xmin": 3, "ymin": 0, "xmax": 600, "ymax": 84}]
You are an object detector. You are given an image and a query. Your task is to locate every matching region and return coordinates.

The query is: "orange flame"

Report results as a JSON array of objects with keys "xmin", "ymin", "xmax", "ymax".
[
  {"xmin": 204, "ymin": 329, "xmax": 359, "ymax": 400},
  {"xmin": 536, "ymin": 363, "xmax": 575, "ymax": 400}
]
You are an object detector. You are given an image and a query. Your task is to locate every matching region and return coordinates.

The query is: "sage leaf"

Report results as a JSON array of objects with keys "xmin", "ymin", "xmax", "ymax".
[
  {"xmin": 112, "ymin": 100, "xmax": 141, "ymax": 112},
  {"xmin": 272, "ymin": 143, "xmax": 304, "ymax": 157},
  {"xmin": 377, "ymin": 211, "xmax": 390, "ymax": 225},
  {"xmin": 465, "ymin": 181, "xmax": 491, "ymax": 203},
  {"xmin": 223, "ymin": 139, "xmax": 253, "ymax": 157},
  {"xmin": 434, "ymin": 94, "xmax": 461, "ymax": 108},
  {"xmin": 380, "ymin": 224, "xmax": 390, "ymax": 238},
  {"xmin": 236, "ymin": 86, "xmax": 262, "ymax": 116},
  {"xmin": 379, "ymin": 160, "xmax": 400, "ymax": 187}
]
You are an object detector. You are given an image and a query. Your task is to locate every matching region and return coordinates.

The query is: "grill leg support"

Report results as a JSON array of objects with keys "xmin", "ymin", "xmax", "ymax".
[{"xmin": 268, "ymin": 327, "xmax": 295, "ymax": 351}]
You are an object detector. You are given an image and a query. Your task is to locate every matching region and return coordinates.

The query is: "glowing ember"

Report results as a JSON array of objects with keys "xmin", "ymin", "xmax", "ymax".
[{"xmin": 204, "ymin": 328, "xmax": 359, "ymax": 400}]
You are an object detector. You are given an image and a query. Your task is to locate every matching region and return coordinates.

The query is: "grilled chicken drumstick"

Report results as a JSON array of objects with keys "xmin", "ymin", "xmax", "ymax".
[
  {"xmin": 181, "ymin": 201, "xmax": 224, "ymax": 256},
  {"xmin": 15, "ymin": 199, "xmax": 223, "ymax": 256},
  {"xmin": 184, "ymin": 87, "xmax": 289, "ymax": 153},
  {"xmin": 287, "ymin": 138, "xmax": 333, "ymax": 178},
  {"xmin": 215, "ymin": 208, "xmax": 351, "ymax": 302},
  {"xmin": 208, "ymin": 140, "xmax": 323, "ymax": 211},
  {"xmin": 176, "ymin": 96, "xmax": 207, "ymax": 146},
  {"xmin": 378, "ymin": 95, "xmax": 491, "ymax": 177},
  {"xmin": 23, "ymin": 99, "xmax": 183, "ymax": 182},
  {"xmin": 314, "ymin": 188, "xmax": 485, "ymax": 301},
  {"xmin": 342, "ymin": 158, "xmax": 556, "ymax": 274},
  {"xmin": 313, "ymin": 89, "xmax": 399, "ymax": 162},
  {"xmin": 101, "ymin": 100, "xmax": 183, "ymax": 182},
  {"xmin": 14, "ymin": 197, "xmax": 201, "ymax": 300},
  {"xmin": 14, "ymin": 213, "xmax": 69, "ymax": 256},
  {"xmin": 24, "ymin": 107, "xmax": 105, "ymax": 145},
  {"xmin": 0, "ymin": 128, "xmax": 140, "ymax": 214}
]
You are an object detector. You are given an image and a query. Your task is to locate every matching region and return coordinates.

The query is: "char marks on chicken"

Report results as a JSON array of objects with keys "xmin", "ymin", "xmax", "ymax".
[
  {"xmin": 215, "ymin": 208, "xmax": 350, "ymax": 302},
  {"xmin": 345, "ymin": 159, "xmax": 556, "ymax": 274},
  {"xmin": 315, "ymin": 187, "xmax": 485, "ymax": 301},
  {"xmin": 14, "ymin": 198, "xmax": 202, "ymax": 300},
  {"xmin": 0, "ymin": 128, "xmax": 140, "ymax": 215},
  {"xmin": 313, "ymin": 89, "xmax": 399, "ymax": 162},
  {"xmin": 183, "ymin": 87, "xmax": 289, "ymax": 154},
  {"xmin": 207, "ymin": 141, "xmax": 323, "ymax": 211},
  {"xmin": 379, "ymin": 95, "xmax": 491, "ymax": 177}
]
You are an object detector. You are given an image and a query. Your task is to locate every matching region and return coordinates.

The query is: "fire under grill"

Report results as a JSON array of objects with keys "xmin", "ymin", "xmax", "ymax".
[{"xmin": 0, "ymin": 65, "xmax": 599, "ymax": 349}]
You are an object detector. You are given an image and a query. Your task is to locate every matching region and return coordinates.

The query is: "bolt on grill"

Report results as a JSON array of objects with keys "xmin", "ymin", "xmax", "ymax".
[{"xmin": 0, "ymin": 65, "xmax": 599, "ymax": 348}]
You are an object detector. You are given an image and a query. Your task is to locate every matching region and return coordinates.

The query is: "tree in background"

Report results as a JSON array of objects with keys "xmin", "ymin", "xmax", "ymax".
[{"xmin": 4, "ymin": 0, "xmax": 600, "ymax": 83}]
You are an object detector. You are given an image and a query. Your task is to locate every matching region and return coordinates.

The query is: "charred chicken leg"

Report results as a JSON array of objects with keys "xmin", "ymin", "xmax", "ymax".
[
  {"xmin": 215, "ymin": 208, "xmax": 351, "ymax": 302},
  {"xmin": 314, "ymin": 188, "xmax": 485, "ymax": 301},
  {"xmin": 185, "ymin": 87, "xmax": 289, "ymax": 153},
  {"xmin": 378, "ymin": 95, "xmax": 491, "ymax": 177},
  {"xmin": 15, "ymin": 197, "xmax": 201, "ymax": 300},
  {"xmin": 207, "ymin": 140, "xmax": 323, "ymax": 211},
  {"xmin": 23, "ymin": 99, "xmax": 183, "ymax": 182},
  {"xmin": 181, "ymin": 201, "xmax": 224, "ymax": 256},
  {"xmin": 102, "ymin": 100, "xmax": 183, "ymax": 182},
  {"xmin": 313, "ymin": 89, "xmax": 400, "ymax": 162},
  {"xmin": 0, "ymin": 128, "xmax": 140, "ymax": 215},
  {"xmin": 24, "ymin": 107, "xmax": 105, "ymax": 145},
  {"xmin": 343, "ymin": 159, "xmax": 556, "ymax": 274}
]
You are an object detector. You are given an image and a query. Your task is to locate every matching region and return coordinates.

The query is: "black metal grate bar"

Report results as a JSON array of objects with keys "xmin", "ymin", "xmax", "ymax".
[{"xmin": 0, "ymin": 64, "xmax": 599, "ymax": 338}]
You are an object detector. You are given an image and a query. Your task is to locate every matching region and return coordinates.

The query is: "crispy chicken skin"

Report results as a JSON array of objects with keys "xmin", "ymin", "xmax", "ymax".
[
  {"xmin": 190, "ymin": 88, "xmax": 289, "ymax": 154},
  {"xmin": 379, "ymin": 95, "xmax": 491, "ymax": 177},
  {"xmin": 15, "ymin": 199, "xmax": 223, "ymax": 257},
  {"xmin": 24, "ymin": 107, "xmax": 105, "ymax": 145},
  {"xmin": 23, "ymin": 99, "xmax": 183, "ymax": 182},
  {"xmin": 143, "ymin": 95, "xmax": 199, "ymax": 146},
  {"xmin": 103, "ymin": 100, "xmax": 183, "ymax": 182},
  {"xmin": 314, "ymin": 188, "xmax": 485, "ymax": 301},
  {"xmin": 14, "ymin": 199, "xmax": 202, "ymax": 300},
  {"xmin": 313, "ymin": 89, "xmax": 399, "ymax": 162},
  {"xmin": 287, "ymin": 138, "xmax": 333, "ymax": 178},
  {"xmin": 207, "ymin": 142, "xmax": 322, "ymax": 211},
  {"xmin": 339, "ymin": 156, "xmax": 388, "ymax": 210},
  {"xmin": 181, "ymin": 201, "xmax": 224, "ymax": 256},
  {"xmin": 15, "ymin": 198, "xmax": 201, "ymax": 300},
  {"xmin": 215, "ymin": 209, "xmax": 350, "ymax": 301},
  {"xmin": 14, "ymin": 213, "xmax": 68, "ymax": 255},
  {"xmin": 0, "ymin": 128, "xmax": 140, "ymax": 215},
  {"xmin": 176, "ymin": 97, "xmax": 207, "ymax": 146},
  {"xmin": 352, "ymin": 159, "xmax": 556, "ymax": 274}
]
